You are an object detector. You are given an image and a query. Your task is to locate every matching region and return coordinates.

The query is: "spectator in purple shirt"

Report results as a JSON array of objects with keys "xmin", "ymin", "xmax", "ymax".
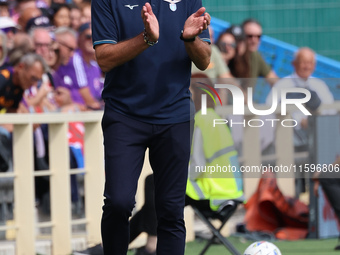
[
  {"xmin": 73, "ymin": 22, "xmax": 103, "ymax": 106},
  {"xmin": 54, "ymin": 26, "xmax": 101, "ymax": 109},
  {"xmin": 53, "ymin": 27, "xmax": 84, "ymax": 105}
]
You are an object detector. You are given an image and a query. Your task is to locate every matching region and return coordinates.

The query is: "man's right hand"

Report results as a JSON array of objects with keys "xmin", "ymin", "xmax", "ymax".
[{"xmin": 141, "ymin": 3, "xmax": 159, "ymax": 42}]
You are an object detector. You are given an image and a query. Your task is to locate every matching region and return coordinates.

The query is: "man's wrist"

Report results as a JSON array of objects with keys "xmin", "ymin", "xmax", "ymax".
[
  {"xmin": 180, "ymin": 30, "xmax": 196, "ymax": 42},
  {"xmin": 143, "ymin": 29, "xmax": 158, "ymax": 46}
]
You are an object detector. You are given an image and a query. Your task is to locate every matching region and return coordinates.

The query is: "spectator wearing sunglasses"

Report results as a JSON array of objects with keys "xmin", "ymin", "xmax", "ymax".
[
  {"xmin": 213, "ymin": 24, "xmax": 255, "ymax": 107},
  {"xmin": 0, "ymin": 17, "xmax": 18, "ymax": 50},
  {"xmin": 216, "ymin": 25, "xmax": 250, "ymax": 88},
  {"xmin": 216, "ymin": 28, "xmax": 237, "ymax": 65},
  {"xmin": 242, "ymin": 18, "xmax": 278, "ymax": 87},
  {"xmin": 54, "ymin": 26, "xmax": 77, "ymax": 66}
]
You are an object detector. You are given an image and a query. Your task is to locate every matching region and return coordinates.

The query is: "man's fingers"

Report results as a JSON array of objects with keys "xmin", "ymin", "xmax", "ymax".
[
  {"xmin": 141, "ymin": 5, "xmax": 147, "ymax": 18},
  {"xmin": 202, "ymin": 19, "xmax": 208, "ymax": 30},
  {"xmin": 204, "ymin": 13, "xmax": 211, "ymax": 25},
  {"xmin": 145, "ymin": 2, "xmax": 154, "ymax": 15},
  {"xmin": 193, "ymin": 7, "xmax": 205, "ymax": 17}
]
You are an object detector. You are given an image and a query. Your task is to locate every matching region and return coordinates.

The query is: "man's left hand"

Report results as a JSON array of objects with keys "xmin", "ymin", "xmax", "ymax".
[{"xmin": 182, "ymin": 7, "xmax": 210, "ymax": 40}]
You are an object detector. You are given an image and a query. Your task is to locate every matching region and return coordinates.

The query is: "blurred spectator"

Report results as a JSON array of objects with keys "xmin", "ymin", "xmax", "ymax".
[
  {"xmin": 242, "ymin": 19, "xmax": 262, "ymax": 53},
  {"xmin": 53, "ymin": 83, "xmax": 86, "ymax": 112},
  {"xmin": 0, "ymin": 16, "xmax": 18, "ymax": 50},
  {"xmin": 79, "ymin": 1, "xmax": 91, "ymax": 24},
  {"xmin": 17, "ymin": 7, "xmax": 42, "ymax": 32},
  {"xmin": 25, "ymin": 15, "xmax": 54, "ymax": 33},
  {"xmin": 48, "ymin": 41, "xmax": 61, "ymax": 71},
  {"xmin": 242, "ymin": 18, "xmax": 278, "ymax": 86},
  {"xmin": 53, "ymin": 82, "xmax": 85, "ymax": 210},
  {"xmin": 31, "ymin": 27, "xmax": 55, "ymax": 67},
  {"xmin": 216, "ymin": 26, "xmax": 237, "ymax": 65},
  {"xmin": 53, "ymin": 27, "xmax": 89, "ymax": 107},
  {"xmin": 72, "ymin": 0, "xmax": 83, "ymax": 7},
  {"xmin": 222, "ymin": 25, "xmax": 250, "ymax": 80},
  {"xmin": 54, "ymin": 26, "xmax": 77, "ymax": 66},
  {"xmin": 70, "ymin": 4, "xmax": 82, "ymax": 31},
  {"xmin": 216, "ymin": 25, "xmax": 250, "ymax": 95},
  {"xmin": 12, "ymin": 0, "xmax": 37, "ymax": 23},
  {"xmin": 32, "ymin": 27, "xmax": 61, "ymax": 72},
  {"xmin": 0, "ymin": 53, "xmax": 47, "ymax": 113},
  {"xmin": 267, "ymin": 47, "xmax": 335, "ymax": 195},
  {"xmin": 27, "ymin": 27, "xmax": 56, "ymax": 111},
  {"xmin": 230, "ymin": 25, "xmax": 247, "ymax": 56},
  {"xmin": 32, "ymin": 81, "xmax": 84, "ymax": 216},
  {"xmin": 6, "ymin": 32, "xmax": 34, "ymax": 67},
  {"xmin": 52, "ymin": 0, "xmax": 66, "ymax": 3},
  {"xmin": 50, "ymin": 3, "xmax": 71, "ymax": 28},
  {"xmin": 0, "ymin": 0, "xmax": 10, "ymax": 17},
  {"xmin": 216, "ymin": 25, "xmax": 275, "ymax": 155},
  {"xmin": 36, "ymin": 0, "xmax": 49, "ymax": 9},
  {"xmin": 12, "ymin": 32, "xmax": 34, "ymax": 52},
  {"xmin": 71, "ymin": 22, "xmax": 102, "ymax": 108},
  {"xmin": 266, "ymin": 47, "xmax": 334, "ymax": 150},
  {"xmin": 0, "ymin": 31, "xmax": 7, "ymax": 69}
]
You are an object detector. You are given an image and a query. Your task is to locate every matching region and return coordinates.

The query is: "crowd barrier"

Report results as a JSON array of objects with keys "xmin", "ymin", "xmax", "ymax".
[
  {"xmin": 1, "ymin": 102, "xmax": 339, "ymax": 254},
  {"xmin": 0, "ymin": 112, "xmax": 104, "ymax": 255}
]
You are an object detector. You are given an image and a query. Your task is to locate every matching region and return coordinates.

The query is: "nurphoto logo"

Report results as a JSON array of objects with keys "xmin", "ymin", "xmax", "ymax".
[{"xmin": 199, "ymin": 83, "xmax": 312, "ymax": 128}]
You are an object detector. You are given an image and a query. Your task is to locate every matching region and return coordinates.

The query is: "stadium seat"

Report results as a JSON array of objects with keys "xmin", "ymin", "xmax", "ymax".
[{"xmin": 191, "ymin": 200, "xmax": 242, "ymax": 255}]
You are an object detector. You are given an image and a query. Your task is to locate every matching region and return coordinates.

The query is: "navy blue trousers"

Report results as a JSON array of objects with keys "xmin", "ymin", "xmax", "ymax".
[{"xmin": 101, "ymin": 108, "xmax": 191, "ymax": 255}]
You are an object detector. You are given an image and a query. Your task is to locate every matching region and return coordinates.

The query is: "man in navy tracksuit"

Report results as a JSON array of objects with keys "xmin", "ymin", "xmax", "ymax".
[{"xmin": 91, "ymin": 1, "xmax": 211, "ymax": 254}]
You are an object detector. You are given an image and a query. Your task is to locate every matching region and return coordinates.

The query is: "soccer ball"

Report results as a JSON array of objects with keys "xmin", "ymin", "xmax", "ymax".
[{"xmin": 243, "ymin": 241, "xmax": 282, "ymax": 255}]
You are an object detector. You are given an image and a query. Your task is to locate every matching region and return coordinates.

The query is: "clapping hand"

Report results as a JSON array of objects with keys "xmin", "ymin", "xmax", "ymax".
[
  {"xmin": 141, "ymin": 3, "xmax": 159, "ymax": 42},
  {"xmin": 182, "ymin": 7, "xmax": 211, "ymax": 39}
]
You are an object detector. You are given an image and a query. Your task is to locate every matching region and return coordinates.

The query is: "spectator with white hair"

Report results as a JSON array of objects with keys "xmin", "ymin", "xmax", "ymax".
[
  {"xmin": 266, "ymin": 47, "xmax": 335, "ymax": 196},
  {"xmin": 31, "ymin": 27, "xmax": 56, "ymax": 68},
  {"xmin": 266, "ymin": 47, "xmax": 334, "ymax": 148}
]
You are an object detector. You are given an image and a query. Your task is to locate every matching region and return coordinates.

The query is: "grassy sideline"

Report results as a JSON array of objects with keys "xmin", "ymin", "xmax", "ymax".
[{"xmin": 127, "ymin": 236, "xmax": 339, "ymax": 255}]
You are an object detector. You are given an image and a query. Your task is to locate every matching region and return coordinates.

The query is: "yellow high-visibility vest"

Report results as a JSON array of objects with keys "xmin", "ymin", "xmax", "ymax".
[{"xmin": 186, "ymin": 108, "xmax": 244, "ymax": 211}]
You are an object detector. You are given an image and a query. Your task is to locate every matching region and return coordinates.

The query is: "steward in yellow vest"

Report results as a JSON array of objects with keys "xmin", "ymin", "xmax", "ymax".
[{"xmin": 186, "ymin": 106, "xmax": 244, "ymax": 211}]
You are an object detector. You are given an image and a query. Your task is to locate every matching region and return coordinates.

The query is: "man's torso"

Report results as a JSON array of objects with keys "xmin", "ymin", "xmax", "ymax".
[{"xmin": 92, "ymin": 0, "xmax": 210, "ymax": 124}]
